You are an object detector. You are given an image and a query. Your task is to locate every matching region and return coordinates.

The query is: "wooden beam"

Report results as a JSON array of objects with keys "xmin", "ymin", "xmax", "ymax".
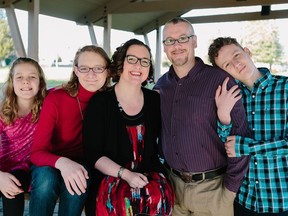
[
  {"xmin": 5, "ymin": 5, "xmax": 26, "ymax": 57},
  {"xmin": 183, "ymin": 9, "xmax": 288, "ymax": 24},
  {"xmin": 134, "ymin": 6, "xmax": 288, "ymax": 34},
  {"xmin": 76, "ymin": 0, "xmax": 131, "ymax": 25},
  {"xmin": 1, "ymin": 0, "xmax": 20, "ymax": 8},
  {"xmin": 134, "ymin": 11, "xmax": 188, "ymax": 35},
  {"xmin": 114, "ymin": 0, "xmax": 288, "ymax": 13},
  {"xmin": 27, "ymin": 0, "xmax": 39, "ymax": 61}
]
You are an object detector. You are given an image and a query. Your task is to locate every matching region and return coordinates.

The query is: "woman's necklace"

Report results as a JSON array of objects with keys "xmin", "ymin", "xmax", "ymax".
[{"xmin": 76, "ymin": 97, "xmax": 84, "ymax": 120}]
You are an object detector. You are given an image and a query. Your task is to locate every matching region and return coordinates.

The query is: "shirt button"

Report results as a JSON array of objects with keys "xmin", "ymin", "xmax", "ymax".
[
  {"xmin": 179, "ymin": 83, "xmax": 182, "ymax": 86},
  {"xmin": 255, "ymin": 180, "xmax": 259, "ymax": 184},
  {"xmin": 252, "ymin": 94, "xmax": 255, "ymax": 98},
  {"xmin": 252, "ymin": 111, "xmax": 255, "ymax": 115},
  {"xmin": 255, "ymin": 162, "xmax": 257, "ymax": 165},
  {"xmin": 252, "ymin": 128, "xmax": 255, "ymax": 131}
]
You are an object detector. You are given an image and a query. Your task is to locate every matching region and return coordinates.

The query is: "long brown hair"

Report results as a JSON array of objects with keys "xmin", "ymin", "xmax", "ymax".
[
  {"xmin": 1, "ymin": 57, "xmax": 47, "ymax": 125},
  {"xmin": 63, "ymin": 45, "xmax": 111, "ymax": 97}
]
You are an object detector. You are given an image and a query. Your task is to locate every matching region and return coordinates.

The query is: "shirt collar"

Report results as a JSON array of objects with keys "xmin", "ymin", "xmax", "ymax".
[
  {"xmin": 168, "ymin": 57, "xmax": 204, "ymax": 81},
  {"xmin": 77, "ymin": 83, "xmax": 96, "ymax": 102},
  {"xmin": 238, "ymin": 67, "xmax": 272, "ymax": 90}
]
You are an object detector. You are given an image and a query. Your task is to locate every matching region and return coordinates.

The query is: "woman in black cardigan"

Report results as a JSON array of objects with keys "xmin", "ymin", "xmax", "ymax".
[{"xmin": 83, "ymin": 39, "xmax": 174, "ymax": 216}]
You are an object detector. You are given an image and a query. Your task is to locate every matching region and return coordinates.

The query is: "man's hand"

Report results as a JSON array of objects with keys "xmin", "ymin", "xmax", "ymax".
[
  {"xmin": 55, "ymin": 157, "xmax": 89, "ymax": 195},
  {"xmin": 225, "ymin": 136, "xmax": 236, "ymax": 157}
]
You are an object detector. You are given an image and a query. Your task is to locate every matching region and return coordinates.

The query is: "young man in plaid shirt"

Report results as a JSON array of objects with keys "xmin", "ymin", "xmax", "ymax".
[{"xmin": 208, "ymin": 37, "xmax": 288, "ymax": 216}]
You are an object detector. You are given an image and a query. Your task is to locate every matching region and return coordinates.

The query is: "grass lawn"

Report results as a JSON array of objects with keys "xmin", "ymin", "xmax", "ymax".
[
  {"xmin": 0, "ymin": 79, "xmax": 66, "ymax": 89},
  {"xmin": 0, "ymin": 79, "xmax": 67, "ymax": 100},
  {"xmin": 1, "ymin": 66, "xmax": 71, "ymax": 99},
  {"xmin": 46, "ymin": 79, "xmax": 67, "ymax": 89}
]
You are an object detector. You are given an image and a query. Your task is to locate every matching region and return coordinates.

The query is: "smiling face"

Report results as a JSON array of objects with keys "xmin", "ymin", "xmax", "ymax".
[
  {"xmin": 13, "ymin": 63, "xmax": 40, "ymax": 102},
  {"xmin": 120, "ymin": 44, "xmax": 150, "ymax": 86},
  {"xmin": 214, "ymin": 44, "xmax": 257, "ymax": 82},
  {"xmin": 74, "ymin": 51, "xmax": 108, "ymax": 92},
  {"xmin": 163, "ymin": 21, "xmax": 197, "ymax": 68}
]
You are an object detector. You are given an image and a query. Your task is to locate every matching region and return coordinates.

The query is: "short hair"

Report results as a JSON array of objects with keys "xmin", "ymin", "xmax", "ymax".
[
  {"xmin": 64, "ymin": 45, "xmax": 111, "ymax": 97},
  {"xmin": 166, "ymin": 17, "xmax": 191, "ymax": 25},
  {"xmin": 1, "ymin": 57, "xmax": 47, "ymax": 124},
  {"xmin": 110, "ymin": 38, "xmax": 154, "ymax": 86},
  {"xmin": 208, "ymin": 37, "xmax": 243, "ymax": 66},
  {"xmin": 163, "ymin": 17, "xmax": 194, "ymax": 35}
]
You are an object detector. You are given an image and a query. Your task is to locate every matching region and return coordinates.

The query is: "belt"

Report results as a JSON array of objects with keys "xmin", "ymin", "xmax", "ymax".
[{"xmin": 166, "ymin": 165, "xmax": 226, "ymax": 183}]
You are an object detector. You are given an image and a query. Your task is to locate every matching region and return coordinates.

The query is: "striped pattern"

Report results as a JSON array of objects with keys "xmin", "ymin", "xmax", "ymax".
[
  {"xmin": 0, "ymin": 113, "xmax": 36, "ymax": 172},
  {"xmin": 154, "ymin": 57, "xmax": 250, "ymax": 192},
  {"xmin": 218, "ymin": 68, "xmax": 288, "ymax": 213}
]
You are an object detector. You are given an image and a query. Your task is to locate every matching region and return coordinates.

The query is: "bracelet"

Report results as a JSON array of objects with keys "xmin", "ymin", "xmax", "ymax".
[{"xmin": 117, "ymin": 167, "xmax": 125, "ymax": 178}]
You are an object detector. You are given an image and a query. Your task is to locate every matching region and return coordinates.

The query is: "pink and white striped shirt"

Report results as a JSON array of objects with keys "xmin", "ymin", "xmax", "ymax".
[{"xmin": 0, "ymin": 113, "xmax": 37, "ymax": 172}]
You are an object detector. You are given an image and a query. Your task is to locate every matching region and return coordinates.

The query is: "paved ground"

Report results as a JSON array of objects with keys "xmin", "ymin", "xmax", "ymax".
[
  {"xmin": 0, "ymin": 197, "xmax": 85, "ymax": 216},
  {"xmin": 0, "ymin": 197, "xmax": 31, "ymax": 216}
]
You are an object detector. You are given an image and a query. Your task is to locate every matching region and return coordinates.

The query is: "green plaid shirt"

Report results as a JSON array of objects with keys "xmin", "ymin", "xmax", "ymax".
[{"xmin": 218, "ymin": 68, "xmax": 288, "ymax": 213}]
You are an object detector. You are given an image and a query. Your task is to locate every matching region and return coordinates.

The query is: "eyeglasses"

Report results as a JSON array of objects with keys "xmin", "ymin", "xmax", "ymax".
[
  {"xmin": 77, "ymin": 66, "xmax": 106, "ymax": 73},
  {"xmin": 162, "ymin": 35, "xmax": 194, "ymax": 46},
  {"xmin": 126, "ymin": 55, "xmax": 151, "ymax": 67}
]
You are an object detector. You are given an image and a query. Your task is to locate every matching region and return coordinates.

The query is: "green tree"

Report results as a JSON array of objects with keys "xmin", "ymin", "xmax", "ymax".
[
  {"xmin": 0, "ymin": 18, "xmax": 14, "ymax": 63},
  {"xmin": 242, "ymin": 20, "xmax": 283, "ymax": 71},
  {"xmin": 0, "ymin": 9, "xmax": 5, "ymax": 19}
]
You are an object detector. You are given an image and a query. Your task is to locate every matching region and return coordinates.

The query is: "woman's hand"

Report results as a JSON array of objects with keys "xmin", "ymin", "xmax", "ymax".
[
  {"xmin": 0, "ymin": 171, "xmax": 23, "ymax": 199},
  {"xmin": 121, "ymin": 169, "xmax": 149, "ymax": 189},
  {"xmin": 55, "ymin": 157, "xmax": 89, "ymax": 195},
  {"xmin": 95, "ymin": 156, "xmax": 149, "ymax": 188}
]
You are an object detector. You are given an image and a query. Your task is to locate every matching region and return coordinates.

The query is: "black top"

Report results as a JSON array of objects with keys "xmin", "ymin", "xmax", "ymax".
[{"xmin": 83, "ymin": 86, "xmax": 164, "ymax": 181}]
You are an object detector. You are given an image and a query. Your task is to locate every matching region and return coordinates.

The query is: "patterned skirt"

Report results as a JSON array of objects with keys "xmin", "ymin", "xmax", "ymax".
[{"xmin": 96, "ymin": 172, "xmax": 174, "ymax": 216}]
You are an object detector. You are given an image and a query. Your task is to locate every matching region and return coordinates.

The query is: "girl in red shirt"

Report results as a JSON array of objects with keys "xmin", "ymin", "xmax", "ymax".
[{"xmin": 29, "ymin": 45, "xmax": 111, "ymax": 216}]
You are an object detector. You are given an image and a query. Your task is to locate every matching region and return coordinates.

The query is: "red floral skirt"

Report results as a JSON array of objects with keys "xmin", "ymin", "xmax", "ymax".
[{"xmin": 96, "ymin": 172, "xmax": 174, "ymax": 216}]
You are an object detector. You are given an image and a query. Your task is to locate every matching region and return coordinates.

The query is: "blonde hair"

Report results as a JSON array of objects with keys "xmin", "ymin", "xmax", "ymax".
[
  {"xmin": 63, "ymin": 45, "xmax": 111, "ymax": 97},
  {"xmin": 1, "ymin": 57, "xmax": 47, "ymax": 125}
]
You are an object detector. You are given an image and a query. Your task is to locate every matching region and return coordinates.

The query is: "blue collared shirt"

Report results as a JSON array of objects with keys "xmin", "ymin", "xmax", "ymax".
[{"xmin": 218, "ymin": 68, "xmax": 288, "ymax": 213}]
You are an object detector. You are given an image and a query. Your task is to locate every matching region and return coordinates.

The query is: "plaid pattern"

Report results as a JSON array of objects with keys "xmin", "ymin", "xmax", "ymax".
[{"xmin": 218, "ymin": 68, "xmax": 288, "ymax": 213}]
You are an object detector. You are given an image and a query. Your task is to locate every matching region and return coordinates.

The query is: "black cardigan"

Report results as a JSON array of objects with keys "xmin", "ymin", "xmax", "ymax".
[{"xmin": 83, "ymin": 86, "xmax": 164, "ymax": 179}]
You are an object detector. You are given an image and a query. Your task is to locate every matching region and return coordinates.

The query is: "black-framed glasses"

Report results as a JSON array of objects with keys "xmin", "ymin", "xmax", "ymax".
[
  {"xmin": 162, "ymin": 35, "xmax": 194, "ymax": 46},
  {"xmin": 125, "ymin": 55, "xmax": 151, "ymax": 67},
  {"xmin": 77, "ymin": 66, "xmax": 106, "ymax": 73}
]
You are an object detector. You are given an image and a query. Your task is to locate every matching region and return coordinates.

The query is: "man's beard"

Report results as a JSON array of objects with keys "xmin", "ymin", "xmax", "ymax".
[{"xmin": 171, "ymin": 56, "xmax": 188, "ymax": 67}]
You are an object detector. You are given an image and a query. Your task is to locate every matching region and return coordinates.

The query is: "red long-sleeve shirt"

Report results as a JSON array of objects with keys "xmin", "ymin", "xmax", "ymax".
[{"xmin": 31, "ymin": 84, "xmax": 95, "ymax": 167}]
